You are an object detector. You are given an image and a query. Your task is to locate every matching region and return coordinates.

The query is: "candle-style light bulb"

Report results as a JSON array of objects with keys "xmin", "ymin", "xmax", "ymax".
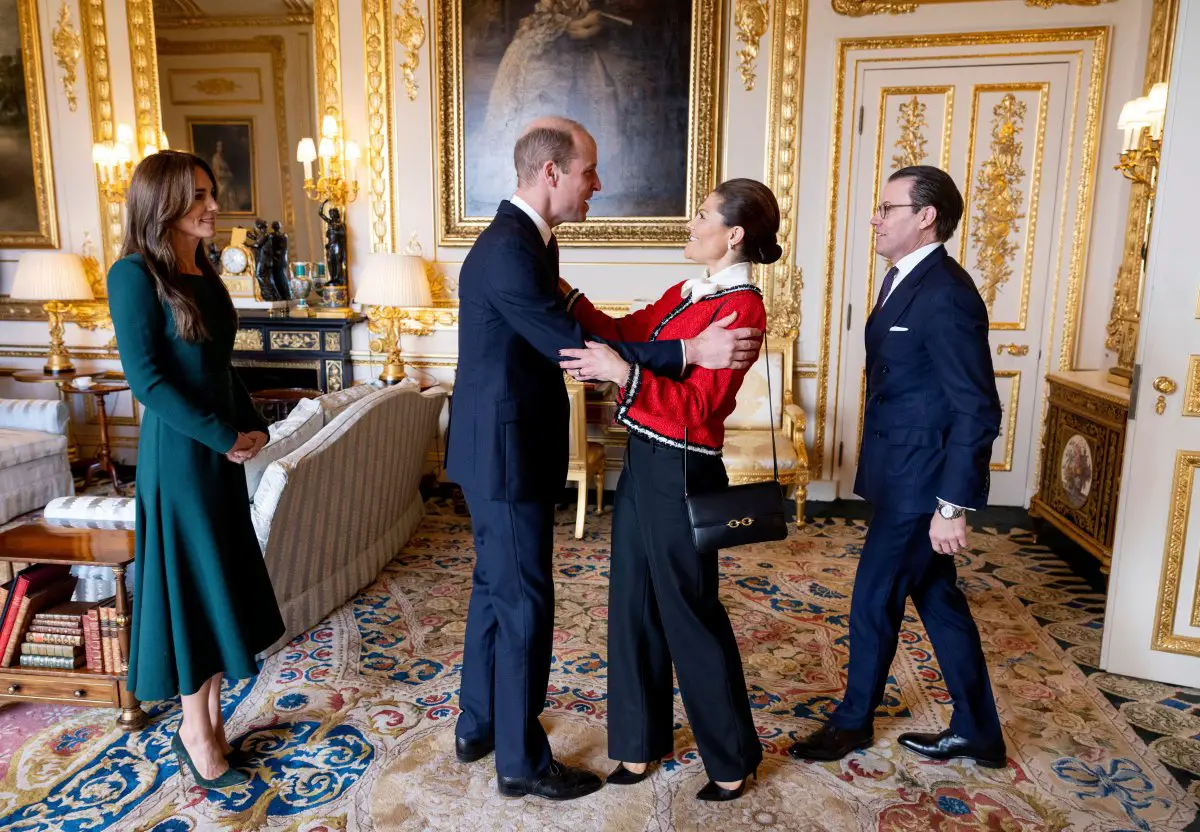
[
  {"xmin": 321, "ymin": 114, "xmax": 339, "ymax": 139},
  {"xmin": 297, "ymin": 137, "xmax": 316, "ymax": 181},
  {"xmin": 344, "ymin": 140, "xmax": 361, "ymax": 181}
]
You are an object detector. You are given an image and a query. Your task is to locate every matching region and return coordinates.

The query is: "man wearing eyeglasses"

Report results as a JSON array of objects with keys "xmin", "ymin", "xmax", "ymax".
[{"xmin": 788, "ymin": 165, "xmax": 1005, "ymax": 769}]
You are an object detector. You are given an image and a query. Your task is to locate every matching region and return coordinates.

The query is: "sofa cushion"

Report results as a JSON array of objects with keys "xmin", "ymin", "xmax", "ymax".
[
  {"xmin": 0, "ymin": 399, "xmax": 69, "ymax": 435},
  {"xmin": 245, "ymin": 398, "xmax": 324, "ymax": 497},
  {"xmin": 45, "ymin": 495, "xmax": 136, "ymax": 527},
  {"xmin": 0, "ymin": 428, "xmax": 70, "ymax": 468},
  {"xmin": 726, "ymin": 351, "xmax": 783, "ymax": 430},
  {"xmin": 315, "ymin": 383, "xmax": 380, "ymax": 425},
  {"xmin": 722, "ymin": 429, "xmax": 800, "ymax": 474}
]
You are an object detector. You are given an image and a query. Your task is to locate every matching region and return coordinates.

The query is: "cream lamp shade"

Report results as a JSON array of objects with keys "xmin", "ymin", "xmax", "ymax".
[
  {"xmin": 9, "ymin": 252, "xmax": 94, "ymax": 301},
  {"xmin": 354, "ymin": 253, "xmax": 432, "ymax": 308}
]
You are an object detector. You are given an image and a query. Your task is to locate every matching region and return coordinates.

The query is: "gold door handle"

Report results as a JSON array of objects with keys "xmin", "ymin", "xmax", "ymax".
[
  {"xmin": 1153, "ymin": 376, "xmax": 1177, "ymax": 415},
  {"xmin": 996, "ymin": 344, "xmax": 1030, "ymax": 357}
]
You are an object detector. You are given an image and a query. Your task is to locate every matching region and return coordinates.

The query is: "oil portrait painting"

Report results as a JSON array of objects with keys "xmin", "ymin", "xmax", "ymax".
[{"xmin": 189, "ymin": 119, "xmax": 257, "ymax": 216}]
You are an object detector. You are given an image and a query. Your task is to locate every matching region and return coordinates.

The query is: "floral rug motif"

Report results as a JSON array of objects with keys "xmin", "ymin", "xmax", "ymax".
[{"xmin": 0, "ymin": 500, "xmax": 1196, "ymax": 830}]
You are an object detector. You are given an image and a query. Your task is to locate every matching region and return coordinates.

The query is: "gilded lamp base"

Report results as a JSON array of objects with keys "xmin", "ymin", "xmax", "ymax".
[
  {"xmin": 380, "ymin": 360, "xmax": 408, "ymax": 385},
  {"xmin": 43, "ymin": 352, "xmax": 76, "ymax": 376}
]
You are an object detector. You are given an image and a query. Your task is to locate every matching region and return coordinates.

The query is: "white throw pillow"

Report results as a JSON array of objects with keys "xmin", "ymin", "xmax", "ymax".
[{"xmin": 244, "ymin": 397, "xmax": 324, "ymax": 497}]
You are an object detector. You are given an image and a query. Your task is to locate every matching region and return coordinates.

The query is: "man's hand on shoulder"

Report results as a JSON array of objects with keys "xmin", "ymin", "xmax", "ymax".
[{"xmin": 684, "ymin": 312, "xmax": 762, "ymax": 370}]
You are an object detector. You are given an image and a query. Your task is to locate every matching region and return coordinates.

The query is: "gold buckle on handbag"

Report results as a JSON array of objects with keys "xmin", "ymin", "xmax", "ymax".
[{"xmin": 726, "ymin": 517, "xmax": 755, "ymax": 528}]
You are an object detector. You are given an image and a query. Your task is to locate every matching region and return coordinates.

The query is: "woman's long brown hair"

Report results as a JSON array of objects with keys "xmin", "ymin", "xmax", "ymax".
[{"xmin": 119, "ymin": 150, "xmax": 235, "ymax": 342}]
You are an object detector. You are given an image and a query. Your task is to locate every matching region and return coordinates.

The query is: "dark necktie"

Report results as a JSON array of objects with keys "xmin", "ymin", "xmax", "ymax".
[
  {"xmin": 873, "ymin": 266, "xmax": 899, "ymax": 315},
  {"xmin": 547, "ymin": 234, "xmax": 559, "ymax": 282}
]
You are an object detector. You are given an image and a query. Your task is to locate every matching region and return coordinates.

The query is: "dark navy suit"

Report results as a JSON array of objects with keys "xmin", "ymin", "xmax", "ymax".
[
  {"xmin": 447, "ymin": 201, "xmax": 685, "ymax": 777},
  {"xmin": 831, "ymin": 244, "xmax": 1003, "ymax": 746}
]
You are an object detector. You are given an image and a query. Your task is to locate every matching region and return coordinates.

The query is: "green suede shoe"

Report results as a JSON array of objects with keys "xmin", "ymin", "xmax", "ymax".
[{"xmin": 171, "ymin": 733, "xmax": 250, "ymax": 789}]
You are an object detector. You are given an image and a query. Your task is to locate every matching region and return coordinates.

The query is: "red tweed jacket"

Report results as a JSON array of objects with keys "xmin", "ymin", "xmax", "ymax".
[{"xmin": 566, "ymin": 282, "xmax": 766, "ymax": 455}]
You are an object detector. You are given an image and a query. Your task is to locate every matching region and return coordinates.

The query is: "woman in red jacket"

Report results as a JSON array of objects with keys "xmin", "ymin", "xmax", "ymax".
[{"xmin": 559, "ymin": 178, "xmax": 780, "ymax": 801}]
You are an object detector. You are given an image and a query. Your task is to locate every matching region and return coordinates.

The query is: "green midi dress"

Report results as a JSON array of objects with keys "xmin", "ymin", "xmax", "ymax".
[{"xmin": 107, "ymin": 254, "xmax": 284, "ymax": 701}]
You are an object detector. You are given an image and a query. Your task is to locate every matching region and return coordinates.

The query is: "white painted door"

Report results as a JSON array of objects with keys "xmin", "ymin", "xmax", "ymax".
[
  {"xmin": 835, "ymin": 60, "xmax": 1072, "ymax": 505},
  {"xmin": 1101, "ymin": 0, "xmax": 1200, "ymax": 687}
]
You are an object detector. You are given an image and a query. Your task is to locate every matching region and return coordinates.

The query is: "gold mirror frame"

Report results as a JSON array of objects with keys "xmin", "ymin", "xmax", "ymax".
[
  {"xmin": 432, "ymin": 0, "xmax": 724, "ymax": 247},
  {"xmin": 1, "ymin": 0, "xmax": 59, "ymax": 249}
]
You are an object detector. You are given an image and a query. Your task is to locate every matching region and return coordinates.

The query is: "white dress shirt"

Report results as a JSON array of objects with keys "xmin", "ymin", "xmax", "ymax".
[
  {"xmin": 880, "ymin": 242, "xmax": 943, "ymax": 306},
  {"xmin": 510, "ymin": 194, "xmax": 553, "ymax": 246}
]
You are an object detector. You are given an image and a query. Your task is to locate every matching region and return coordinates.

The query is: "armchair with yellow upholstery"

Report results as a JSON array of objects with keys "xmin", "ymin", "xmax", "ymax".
[
  {"xmin": 565, "ymin": 380, "xmax": 606, "ymax": 538},
  {"xmin": 722, "ymin": 334, "xmax": 810, "ymax": 526}
]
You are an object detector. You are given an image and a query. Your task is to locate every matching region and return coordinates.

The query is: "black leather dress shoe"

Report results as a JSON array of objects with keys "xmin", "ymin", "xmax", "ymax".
[
  {"xmin": 606, "ymin": 762, "xmax": 653, "ymax": 785},
  {"xmin": 787, "ymin": 723, "xmax": 874, "ymax": 761},
  {"xmin": 455, "ymin": 736, "xmax": 495, "ymax": 763},
  {"xmin": 898, "ymin": 729, "xmax": 1006, "ymax": 768},
  {"xmin": 497, "ymin": 759, "xmax": 604, "ymax": 800}
]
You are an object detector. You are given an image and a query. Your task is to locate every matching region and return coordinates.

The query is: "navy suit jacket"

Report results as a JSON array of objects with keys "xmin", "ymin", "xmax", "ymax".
[
  {"xmin": 853, "ymin": 246, "xmax": 1001, "ymax": 514},
  {"xmin": 447, "ymin": 201, "xmax": 686, "ymax": 502}
]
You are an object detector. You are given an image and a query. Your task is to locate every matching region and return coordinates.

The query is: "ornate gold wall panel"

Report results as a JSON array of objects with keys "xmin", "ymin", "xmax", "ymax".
[
  {"xmin": 1, "ymin": 0, "xmax": 58, "ymax": 249},
  {"xmin": 156, "ymin": 38, "xmax": 296, "ymax": 238},
  {"xmin": 1153, "ymin": 451, "xmax": 1200, "ymax": 656},
  {"xmin": 51, "ymin": 0, "xmax": 81, "ymax": 112},
  {"xmin": 735, "ymin": 0, "xmax": 771, "ymax": 92},
  {"xmin": 363, "ymin": 0, "xmax": 396, "ymax": 252},
  {"xmin": 763, "ymin": 0, "xmax": 806, "ymax": 340},
  {"xmin": 822, "ymin": 29, "xmax": 1106, "ymax": 481},
  {"xmin": 314, "ymin": 0, "xmax": 343, "ymax": 124},
  {"xmin": 960, "ymin": 83, "xmax": 1048, "ymax": 329},
  {"xmin": 831, "ymin": 0, "xmax": 1115, "ymax": 14},
  {"xmin": 1183, "ymin": 356, "xmax": 1200, "ymax": 418},
  {"xmin": 78, "ymin": 0, "xmax": 119, "ymax": 267},
  {"xmin": 126, "ymin": 0, "xmax": 162, "ymax": 154},
  {"xmin": 993, "ymin": 369, "xmax": 1021, "ymax": 471}
]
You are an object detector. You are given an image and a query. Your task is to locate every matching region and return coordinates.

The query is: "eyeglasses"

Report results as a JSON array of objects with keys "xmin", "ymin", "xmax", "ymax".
[{"xmin": 874, "ymin": 202, "xmax": 916, "ymax": 220}]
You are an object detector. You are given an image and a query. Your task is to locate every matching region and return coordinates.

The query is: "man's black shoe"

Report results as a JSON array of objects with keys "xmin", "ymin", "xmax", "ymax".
[
  {"xmin": 455, "ymin": 736, "xmax": 494, "ymax": 763},
  {"xmin": 787, "ymin": 723, "xmax": 874, "ymax": 761},
  {"xmin": 497, "ymin": 759, "xmax": 603, "ymax": 800},
  {"xmin": 897, "ymin": 729, "xmax": 1007, "ymax": 768}
]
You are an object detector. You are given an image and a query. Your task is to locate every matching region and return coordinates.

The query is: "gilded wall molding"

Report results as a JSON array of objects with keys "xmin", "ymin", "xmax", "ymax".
[
  {"xmin": 126, "ymin": 0, "xmax": 162, "ymax": 154},
  {"xmin": 831, "ymin": 0, "xmax": 1114, "ymax": 14},
  {"xmin": 822, "ymin": 29, "xmax": 1107, "ymax": 482},
  {"xmin": 1152, "ymin": 450, "xmax": 1200, "ymax": 656},
  {"xmin": 394, "ymin": 0, "xmax": 426, "ymax": 102},
  {"xmin": 156, "ymin": 37, "xmax": 296, "ymax": 239},
  {"xmin": 1, "ymin": 0, "xmax": 59, "ymax": 249},
  {"xmin": 314, "ymin": 0, "xmax": 343, "ymax": 124},
  {"xmin": 78, "ymin": 0, "xmax": 120, "ymax": 267},
  {"xmin": 51, "ymin": 0, "xmax": 81, "ymax": 112},
  {"xmin": 763, "ymin": 0, "xmax": 806, "ymax": 343},
  {"xmin": 156, "ymin": 14, "xmax": 313, "ymax": 29},
  {"xmin": 735, "ymin": 0, "xmax": 770, "ymax": 92},
  {"xmin": 364, "ymin": 0, "xmax": 397, "ymax": 252},
  {"xmin": 1104, "ymin": 0, "xmax": 1179, "ymax": 376}
]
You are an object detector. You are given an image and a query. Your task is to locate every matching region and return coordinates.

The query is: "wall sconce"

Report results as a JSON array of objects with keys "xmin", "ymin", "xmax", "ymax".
[
  {"xmin": 91, "ymin": 123, "xmax": 163, "ymax": 202},
  {"xmin": 297, "ymin": 115, "xmax": 360, "ymax": 208},
  {"xmin": 354, "ymin": 253, "xmax": 432, "ymax": 384},
  {"xmin": 1115, "ymin": 82, "xmax": 1167, "ymax": 186},
  {"xmin": 9, "ymin": 252, "xmax": 96, "ymax": 376}
]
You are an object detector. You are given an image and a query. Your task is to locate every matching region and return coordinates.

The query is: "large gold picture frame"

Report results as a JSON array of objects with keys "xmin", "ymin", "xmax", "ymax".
[
  {"xmin": 0, "ymin": 0, "xmax": 59, "ymax": 249},
  {"xmin": 433, "ymin": 0, "xmax": 723, "ymax": 247}
]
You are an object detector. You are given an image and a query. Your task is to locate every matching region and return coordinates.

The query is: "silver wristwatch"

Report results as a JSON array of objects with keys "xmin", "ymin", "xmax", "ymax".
[{"xmin": 937, "ymin": 500, "xmax": 965, "ymax": 520}]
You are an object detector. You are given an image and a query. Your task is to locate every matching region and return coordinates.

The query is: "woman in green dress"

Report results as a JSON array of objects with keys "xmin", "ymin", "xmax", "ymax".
[{"xmin": 107, "ymin": 150, "xmax": 285, "ymax": 789}]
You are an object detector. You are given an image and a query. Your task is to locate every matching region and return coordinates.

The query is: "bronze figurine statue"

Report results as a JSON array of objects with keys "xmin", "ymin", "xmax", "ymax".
[
  {"xmin": 318, "ymin": 201, "xmax": 348, "ymax": 287},
  {"xmin": 244, "ymin": 219, "xmax": 280, "ymax": 301},
  {"xmin": 268, "ymin": 221, "xmax": 292, "ymax": 301}
]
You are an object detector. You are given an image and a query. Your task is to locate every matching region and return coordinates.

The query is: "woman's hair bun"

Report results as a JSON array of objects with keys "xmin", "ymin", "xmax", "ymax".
[{"xmin": 756, "ymin": 240, "xmax": 783, "ymax": 265}]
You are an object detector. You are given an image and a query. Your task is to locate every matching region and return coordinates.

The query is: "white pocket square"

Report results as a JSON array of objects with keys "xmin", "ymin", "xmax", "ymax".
[{"xmin": 889, "ymin": 326, "xmax": 909, "ymax": 332}]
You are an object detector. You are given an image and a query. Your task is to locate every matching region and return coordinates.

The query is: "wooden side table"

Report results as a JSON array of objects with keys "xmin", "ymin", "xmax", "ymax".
[
  {"xmin": 0, "ymin": 521, "xmax": 146, "ymax": 730},
  {"xmin": 58, "ymin": 379, "xmax": 130, "ymax": 495}
]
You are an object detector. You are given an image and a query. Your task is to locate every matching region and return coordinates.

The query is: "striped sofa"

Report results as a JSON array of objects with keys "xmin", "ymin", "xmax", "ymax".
[
  {"xmin": 0, "ymin": 398, "xmax": 74, "ymax": 526},
  {"xmin": 249, "ymin": 383, "xmax": 448, "ymax": 655}
]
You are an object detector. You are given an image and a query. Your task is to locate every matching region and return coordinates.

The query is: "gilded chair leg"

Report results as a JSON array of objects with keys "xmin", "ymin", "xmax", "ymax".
[
  {"xmin": 794, "ymin": 484, "xmax": 808, "ymax": 529},
  {"xmin": 595, "ymin": 473, "xmax": 604, "ymax": 514},
  {"xmin": 575, "ymin": 479, "xmax": 587, "ymax": 539}
]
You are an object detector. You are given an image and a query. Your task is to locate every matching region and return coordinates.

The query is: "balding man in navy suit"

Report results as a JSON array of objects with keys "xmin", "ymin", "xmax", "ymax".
[{"xmin": 789, "ymin": 165, "xmax": 1005, "ymax": 769}]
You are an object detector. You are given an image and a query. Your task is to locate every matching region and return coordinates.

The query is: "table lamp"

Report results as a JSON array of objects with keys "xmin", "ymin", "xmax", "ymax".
[
  {"xmin": 9, "ymin": 252, "xmax": 95, "ymax": 375},
  {"xmin": 354, "ymin": 253, "xmax": 432, "ymax": 384}
]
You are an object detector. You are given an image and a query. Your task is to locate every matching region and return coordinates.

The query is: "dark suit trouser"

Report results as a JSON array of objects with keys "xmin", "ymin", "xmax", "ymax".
[
  {"xmin": 607, "ymin": 436, "xmax": 763, "ymax": 782},
  {"xmin": 830, "ymin": 508, "xmax": 1003, "ymax": 746},
  {"xmin": 456, "ymin": 490, "xmax": 555, "ymax": 778}
]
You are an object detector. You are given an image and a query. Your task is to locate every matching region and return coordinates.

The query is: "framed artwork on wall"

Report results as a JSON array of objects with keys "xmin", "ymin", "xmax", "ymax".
[
  {"xmin": 0, "ymin": 0, "xmax": 58, "ymax": 249},
  {"xmin": 188, "ymin": 118, "xmax": 258, "ymax": 217},
  {"xmin": 434, "ymin": 0, "xmax": 722, "ymax": 246}
]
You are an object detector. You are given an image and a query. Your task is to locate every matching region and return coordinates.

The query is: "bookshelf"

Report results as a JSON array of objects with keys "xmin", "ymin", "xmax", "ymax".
[{"xmin": 0, "ymin": 521, "xmax": 146, "ymax": 730}]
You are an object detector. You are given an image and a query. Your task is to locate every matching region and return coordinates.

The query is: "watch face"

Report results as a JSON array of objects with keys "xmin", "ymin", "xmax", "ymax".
[{"xmin": 221, "ymin": 246, "xmax": 247, "ymax": 275}]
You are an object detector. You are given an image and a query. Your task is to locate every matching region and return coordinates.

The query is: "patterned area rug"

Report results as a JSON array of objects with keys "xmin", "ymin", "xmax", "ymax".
[{"xmin": 0, "ymin": 500, "xmax": 1197, "ymax": 831}]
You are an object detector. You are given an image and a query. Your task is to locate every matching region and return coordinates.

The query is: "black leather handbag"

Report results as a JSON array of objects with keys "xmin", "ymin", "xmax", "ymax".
[{"xmin": 683, "ymin": 336, "xmax": 790, "ymax": 552}]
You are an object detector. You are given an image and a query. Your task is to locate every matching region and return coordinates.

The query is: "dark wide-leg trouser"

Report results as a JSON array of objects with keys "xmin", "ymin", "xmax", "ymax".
[
  {"xmin": 607, "ymin": 436, "xmax": 763, "ymax": 782},
  {"xmin": 456, "ymin": 490, "xmax": 555, "ymax": 778},
  {"xmin": 830, "ymin": 508, "xmax": 1003, "ymax": 746}
]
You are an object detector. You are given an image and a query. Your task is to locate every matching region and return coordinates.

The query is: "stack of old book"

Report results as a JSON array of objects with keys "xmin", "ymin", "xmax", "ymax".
[{"xmin": 0, "ymin": 565, "xmax": 123, "ymax": 672}]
